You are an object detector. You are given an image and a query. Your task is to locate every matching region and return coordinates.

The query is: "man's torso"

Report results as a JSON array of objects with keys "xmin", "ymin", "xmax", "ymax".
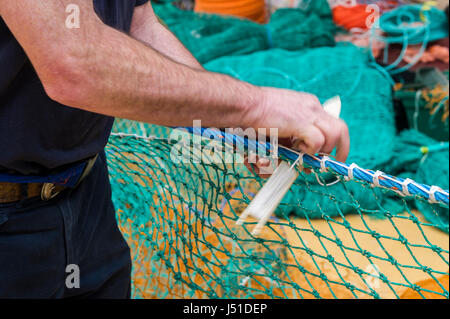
[{"xmin": 0, "ymin": 0, "xmax": 146, "ymax": 175}]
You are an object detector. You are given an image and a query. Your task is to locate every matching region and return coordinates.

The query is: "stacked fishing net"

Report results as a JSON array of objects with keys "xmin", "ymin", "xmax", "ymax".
[
  {"xmin": 384, "ymin": 129, "xmax": 449, "ymax": 231},
  {"xmin": 152, "ymin": 0, "xmax": 336, "ymax": 64},
  {"xmin": 393, "ymin": 71, "xmax": 449, "ymax": 142},
  {"xmin": 106, "ymin": 133, "xmax": 449, "ymax": 299}
]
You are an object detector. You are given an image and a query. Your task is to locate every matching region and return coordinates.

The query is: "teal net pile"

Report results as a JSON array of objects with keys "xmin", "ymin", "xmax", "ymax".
[
  {"xmin": 384, "ymin": 129, "xmax": 449, "ymax": 232},
  {"xmin": 152, "ymin": 1, "xmax": 336, "ymax": 64},
  {"xmin": 106, "ymin": 131, "xmax": 449, "ymax": 299}
]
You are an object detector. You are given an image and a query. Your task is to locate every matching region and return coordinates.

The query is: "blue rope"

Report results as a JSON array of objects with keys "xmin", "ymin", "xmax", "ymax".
[{"xmin": 179, "ymin": 127, "xmax": 449, "ymax": 206}]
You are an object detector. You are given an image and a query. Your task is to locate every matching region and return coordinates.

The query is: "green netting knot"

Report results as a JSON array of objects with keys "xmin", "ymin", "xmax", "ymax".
[
  {"xmin": 409, "ymin": 215, "xmax": 420, "ymax": 224},
  {"xmin": 370, "ymin": 291, "xmax": 380, "ymax": 299},
  {"xmin": 371, "ymin": 231, "xmax": 381, "ymax": 239},
  {"xmin": 174, "ymin": 273, "xmax": 182, "ymax": 282},
  {"xmin": 344, "ymin": 283, "xmax": 355, "ymax": 291},
  {"xmin": 421, "ymin": 266, "xmax": 432, "ymax": 274},
  {"xmin": 431, "ymin": 245, "xmax": 443, "ymax": 253},
  {"xmin": 388, "ymin": 256, "xmax": 398, "ymax": 266},
  {"xmin": 201, "ymin": 256, "xmax": 209, "ymax": 263},
  {"xmin": 412, "ymin": 284, "xmax": 422, "ymax": 292},
  {"xmin": 354, "ymin": 268, "xmax": 363, "ymax": 275},
  {"xmin": 319, "ymin": 273, "xmax": 328, "ymax": 281},
  {"xmin": 384, "ymin": 211, "xmax": 393, "ymax": 218},
  {"xmin": 327, "ymin": 255, "xmax": 335, "ymax": 263},
  {"xmin": 379, "ymin": 274, "xmax": 388, "ymax": 283},
  {"xmin": 398, "ymin": 235, "xmax": 408, "ymax": 245},
  {"xmin": 305, "ymin": 248, "xmax": 314, "ymax": 256}
]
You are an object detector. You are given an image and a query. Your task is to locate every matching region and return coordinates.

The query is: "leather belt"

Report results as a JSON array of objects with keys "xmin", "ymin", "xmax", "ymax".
[
  {"xmin": 0, "ymin": 183, "xmax": 67, "ymax": 204},
  {"xmin": 0, "ymin": 154, "xmax": 99, "ymax": 204}
]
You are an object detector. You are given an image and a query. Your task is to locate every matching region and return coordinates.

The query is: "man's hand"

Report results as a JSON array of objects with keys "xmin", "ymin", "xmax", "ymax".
[
  {"xmin": 245, "ymin": 89, "xmax": 350, "ymax": 178},
  {"xmin": 257, "ymin": 88, "xmax": 350, "ymax": 163}
]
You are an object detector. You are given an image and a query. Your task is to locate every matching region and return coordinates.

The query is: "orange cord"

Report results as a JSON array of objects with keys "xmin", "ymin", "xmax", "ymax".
[
  {"xmin": 194, "ymin": 0, "xmax": 268, "ymax": 23},
  {"xmin": 332, "ymin": 4, "xmax": 372, "ymax": 30}
]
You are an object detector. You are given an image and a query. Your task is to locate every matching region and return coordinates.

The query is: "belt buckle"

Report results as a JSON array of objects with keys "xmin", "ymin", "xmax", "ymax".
[{"xmin": 41, "ymin": 183, "xmax": 61, "ymax": 201}]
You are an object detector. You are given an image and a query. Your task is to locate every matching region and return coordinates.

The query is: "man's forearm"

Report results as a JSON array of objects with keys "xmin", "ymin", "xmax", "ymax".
[
  {"xmin": 58, "ymin": 20, "xmax": 261, "ymax": 129},
  {"xmin": 1, "ymin": 1, "xmax": 261, "ymax": 129}
]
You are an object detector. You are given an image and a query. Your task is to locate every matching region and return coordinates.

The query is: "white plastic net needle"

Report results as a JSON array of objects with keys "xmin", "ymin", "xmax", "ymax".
[{"xmin": 237, "ymin": 96, "xmax": 342, "ymax": 236}]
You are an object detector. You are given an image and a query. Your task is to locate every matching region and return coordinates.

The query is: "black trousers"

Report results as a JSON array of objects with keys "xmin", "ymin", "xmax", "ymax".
[{"xmin": 0, "ymin": 152, "xmax": 132, "ymax": 298}]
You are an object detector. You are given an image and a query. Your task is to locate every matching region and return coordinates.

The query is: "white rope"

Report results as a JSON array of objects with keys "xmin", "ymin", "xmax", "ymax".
[
  {"xmin": 429, "ymin": 186, "xmax": 442, "ymax": 204},
  {"xmin": 372, "ymin": 170, "xmax": 384, "ymax": 188},
  {"xmin": 290, "ymin": 152, "xmax": 305, "ymax": 170},
  {"xmin": 320, "ymin": 156, "xmax": 330, "ymax": 173},
  {"xmin": 345, "ymin": 163, "xmax": 359, "ymax": 181},
  {"xmin": 401, "ymin": 178, "xmax": 414, "ymax": 197}
]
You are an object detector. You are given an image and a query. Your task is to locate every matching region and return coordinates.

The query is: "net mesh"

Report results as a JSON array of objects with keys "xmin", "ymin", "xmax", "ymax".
[
  {"xmin": 106, "ymin": 132, "xmax": 448, "ymax": 299},
  {"xmin": 108, "ymin": 0, "xmax": 449, "ymax": 299}
]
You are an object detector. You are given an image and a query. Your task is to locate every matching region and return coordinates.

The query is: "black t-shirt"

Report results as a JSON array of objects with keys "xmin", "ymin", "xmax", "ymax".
[{"xmin": 0, "ymin": 0, "xmax": 148, "ymax": 175}]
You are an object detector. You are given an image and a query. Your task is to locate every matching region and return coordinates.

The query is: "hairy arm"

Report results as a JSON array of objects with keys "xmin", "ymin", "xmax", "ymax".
[
  {"xmin": 0, "ymin": 0, "xmax": 350, "ymax": 161},
  {"xmin": 130, "ymin": 2, "xmax": 203, "ymax": 70},
  {"xmin": 0, "ymin": 0, "xmax": 259, "ymax": 129}
]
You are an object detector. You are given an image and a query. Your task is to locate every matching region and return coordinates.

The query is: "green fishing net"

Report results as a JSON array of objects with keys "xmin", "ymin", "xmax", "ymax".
[
  {"xmin": 106, "ymin": 133, "xmax": 449, "ymax": 299},
  {"xmin": 384, "ymin": 129, "xmax": 449, "ymax": 231},
  {"xmin": 152, "ymin": 0, "xmax": 336, "ymax": 64}
]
